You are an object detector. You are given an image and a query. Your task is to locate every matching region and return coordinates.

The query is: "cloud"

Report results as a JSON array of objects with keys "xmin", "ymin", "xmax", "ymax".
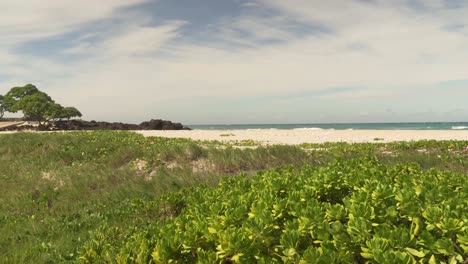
[
  {"xmin": 0, "ymin": 0, "xmax": 152, "ymax": 89},
  {"xmin": 1, "ymin": 0, "xmax": 468, "ymax": 123},
  {"xmin": 241, "ymin": 2, "xmax": 259, "ymax": 8},
  {"xmin": 0, "ymin": 1, "xmax": 148, "ymax": 39},
  {"xmin": 62, "ymin": 21, "xmax": 186, "ymax": 57}
]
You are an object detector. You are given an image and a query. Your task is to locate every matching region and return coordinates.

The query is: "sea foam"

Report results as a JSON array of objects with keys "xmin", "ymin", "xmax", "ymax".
[
  {"xmin": 452, "ymin": 126, "xmax": 468, "ymax": 130},
  {"xmin": 293, "ymin": 127, "xmax": 324, "ymax": 131},
  {"xmin": 246, "ymin": 128, "xmax": 278, "ymax": 131}
]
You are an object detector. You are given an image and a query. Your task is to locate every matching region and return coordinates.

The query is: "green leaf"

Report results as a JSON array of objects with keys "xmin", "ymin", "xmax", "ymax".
[
  {"xmin": 360, "ymin": 252, "xmax": 374, "ymax": 259},
  {"xmin": 405, "ymin": 247, "xmax": 425, "ymax": 258}
]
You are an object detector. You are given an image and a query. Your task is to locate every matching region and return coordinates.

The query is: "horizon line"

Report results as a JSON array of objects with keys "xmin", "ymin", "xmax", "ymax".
[{"xmin": 187, "ymin": 121, "xmax": 468, "ymax": 126}]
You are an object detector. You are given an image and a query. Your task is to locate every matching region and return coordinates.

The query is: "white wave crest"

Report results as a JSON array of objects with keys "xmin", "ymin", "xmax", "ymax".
[
  {"xmin": 452, "ymin": 126, "xmax": 468, "ymax": 130},
  {"xmin": 293, "ymin": 127, "xmax": 324, "ymax": 131},
  {"xmin": 246, "ymin": 128, "xmax": 278, "ymax": 131}
]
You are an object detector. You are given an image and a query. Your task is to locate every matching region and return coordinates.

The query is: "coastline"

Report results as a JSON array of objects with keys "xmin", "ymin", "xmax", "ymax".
[{"xmin": 136, "ymin": 129, "xmax": 468, "ymax": 144}]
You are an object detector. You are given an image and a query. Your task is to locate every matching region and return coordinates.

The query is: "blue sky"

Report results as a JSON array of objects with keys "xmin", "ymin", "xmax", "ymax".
[{"xmin": 0, "ymin": 0, "xmax": 467, "ymax": 124}]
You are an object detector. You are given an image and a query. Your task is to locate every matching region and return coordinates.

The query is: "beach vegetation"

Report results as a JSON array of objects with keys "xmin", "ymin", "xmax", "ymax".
[
  {"xmin": 1, "ymin": 84, "xmax": 81, "ymax": 124},
  {"xmin": 0, "ymin": 131, "xmax": 467, "ymax": 262},
  {"xmin": 81, "ymin": 159, "xmax": 468, "ymax": 263},
  {"xmin": 227, "ymin": 139, "xmax": 261, "ymax": 147},
  {"xmin": 2, "ymin": 84, "xmax": 41, "ymax": 111},
  {"xmin": 61, "ymin": 107, "xmax": 83, "ymax": 121},
  {"xmin": 12, "ymin": 92, "xmax": 58, "ymax": 124},
  {"xmin": 220, "ymin": 133, "xmax": 235, "ymax": 137},
  {"xmin": 0, "ymin": 94, "xmax": 5, "ymax": 119}
]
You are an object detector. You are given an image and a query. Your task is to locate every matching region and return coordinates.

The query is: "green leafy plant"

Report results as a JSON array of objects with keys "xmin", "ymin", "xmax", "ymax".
[
  {"xmin": 1, "ymin": 132, "xmax": 467, "ymax": 262},
  {"xmin": 80, "ymin": 159, "xmax": 468, "ymax": 263}
]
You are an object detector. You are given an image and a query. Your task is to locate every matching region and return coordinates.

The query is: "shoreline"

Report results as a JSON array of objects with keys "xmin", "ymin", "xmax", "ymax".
[{"xmin": 136, "ymin": 129, "xmax": 468, "ymax": 144}]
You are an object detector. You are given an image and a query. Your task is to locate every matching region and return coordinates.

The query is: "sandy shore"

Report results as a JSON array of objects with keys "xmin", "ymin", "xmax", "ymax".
[
  {"xmin": 136, "ymin": 130, "xmax": 468, "ymax": 145},
  {"xmin": 1, "ymin": 129, "xmax": 467, "ymax": 144},
  {"xmin": 0, "ymin": 121, "xmax": 24, "ymax": 129}
]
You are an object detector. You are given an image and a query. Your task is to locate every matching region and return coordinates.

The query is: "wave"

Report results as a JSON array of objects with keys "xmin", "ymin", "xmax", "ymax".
[
  {"xmin": 293, "ymin": 127, "xmax": 324, "ymax": 131},
  {"xmin": 246, "ymin": 128, "xmax": 278, "ymax": 131},
  {"xmin": 452, "ymin": 126, "xmax": 468, "ymax": 130}
]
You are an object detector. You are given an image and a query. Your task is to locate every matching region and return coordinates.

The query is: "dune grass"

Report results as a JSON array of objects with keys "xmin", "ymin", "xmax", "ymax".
[{"xmin": 0, "ymin": 131, "xmax": 467, "ymax": 262}]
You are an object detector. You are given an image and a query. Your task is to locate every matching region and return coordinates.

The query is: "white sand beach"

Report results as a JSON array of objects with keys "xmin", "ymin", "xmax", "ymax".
[{"xmin": 137, "ymin": 129, "xmax": 468, "ymax": 145}]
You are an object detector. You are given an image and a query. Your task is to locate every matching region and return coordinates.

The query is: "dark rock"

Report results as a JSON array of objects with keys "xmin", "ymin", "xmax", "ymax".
[
  {"xmin": 1, "ymin": 118, "xmax": 191, "ymax": 131},
  {"xmin": 138, "ymin": 119, "xmax": 185, "ymax": 130},
  {"xmin": 0, "ymin": 124, "xmax": 35, "ymax": 131},
  {"xmin": 34, "ymin": 119, "xmax": 191, "ymax": 131}
]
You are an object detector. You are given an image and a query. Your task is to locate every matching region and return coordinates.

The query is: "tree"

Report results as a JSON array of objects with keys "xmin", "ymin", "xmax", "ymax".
[
  {"xmin": 61, "ymin": 107, "xmax": 82, "ymax": 121},
  {"xmin": 45, "ymin": 103, "xmax": 65, "ymax": 122},
  {"xmin": 3, "ymin": 84, "xmax": 44, "ymax": 113},
  {"xmin": 13, "ymin": 92, "xmax": 56, "ymax": 125},
  {"xmin": 2, "ymin": 84, "xmax": 82, "ymax": 124},
  {"xmin": 0, "ymin": 95, "xmax": 5, "ymax": 119}
]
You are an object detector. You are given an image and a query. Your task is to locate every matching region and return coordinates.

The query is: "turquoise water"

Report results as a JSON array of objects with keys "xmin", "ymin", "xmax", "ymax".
[{"xmin": 188, "ymin": 122, "xmax": 468, "ymax": 130}]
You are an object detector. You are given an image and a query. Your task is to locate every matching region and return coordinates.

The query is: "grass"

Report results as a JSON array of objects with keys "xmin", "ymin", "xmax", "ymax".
[
  {"xmin": 0, "ymin": 131, "xmax": 467, "ymax": 262},
  {"xmin": 219, "ymin": 133, "xmax": 235, "ymax": 137}
]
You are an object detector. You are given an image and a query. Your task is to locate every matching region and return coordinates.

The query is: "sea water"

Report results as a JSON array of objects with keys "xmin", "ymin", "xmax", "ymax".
[{"xmin": 188, "ymin": 122, "xmax": 468, "ymax": 130}]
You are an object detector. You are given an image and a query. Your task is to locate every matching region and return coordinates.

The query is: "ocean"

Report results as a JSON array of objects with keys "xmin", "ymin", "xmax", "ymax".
[{"xmin": 188, "ymin": 122, "xmax": 468, "ymax": 130}]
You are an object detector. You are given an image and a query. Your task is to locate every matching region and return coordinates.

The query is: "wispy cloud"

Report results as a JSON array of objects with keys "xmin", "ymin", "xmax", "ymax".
[
  {"xmin": 0, "ymin": 0, "xmax": 149, "ymax": 43},
  {"xmin": 1, "ymin": 0, "xmax": 468, "ymax": 123},
  {"xmin": 62, "ymin": 21, "xmax": 186, "ymax": 57}
]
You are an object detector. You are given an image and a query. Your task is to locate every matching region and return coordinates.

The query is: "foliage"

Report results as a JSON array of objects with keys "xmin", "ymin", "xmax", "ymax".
[
  {"xmin": 12, "ymin": 92, "xmax": 56, "ymax": 123},
  {"xmin": 0, "ymin": 131, "xmax": 312, "ymax": 262},
  {"xmin": 0, "ymin": 131, "xmax": 467, "ymax": 262},
  {"xmin": 61, "ymin": 106, "xmax": 82, "ymax": 120},
  {"xmin": 2, "ymin": 84, "xmax": 41, "ymax": 111},
  {"xmin": 220, "ymin": 133, "xmax": 235, "ymax": 137},
  {"xmin": 1, "ymin": 83, "xmax": 81, "ymax": 123},
  {"xmin": 80, "ymin": 159, "xmax": 468, "ymax": 263},
  {"xmin": 0, "ymin": 94, "xmax": 4, "ymax": 119}
]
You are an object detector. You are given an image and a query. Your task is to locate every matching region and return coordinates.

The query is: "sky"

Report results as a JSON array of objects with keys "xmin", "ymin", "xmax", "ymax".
[{"xmin": 0, "ymin": 0, "xmax": 467, "ymax": 124}]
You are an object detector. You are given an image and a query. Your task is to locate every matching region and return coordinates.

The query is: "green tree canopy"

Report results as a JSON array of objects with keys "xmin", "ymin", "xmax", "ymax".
[
  {"xmin": 61, "ymin": 107, "xmax": 82, "ymax": 120},
  {"xmin": 1, "ymin": 84, "xmax": 82, "ymax": 124},
  {"xmin": 44, "ymin": 103, "xmax": 65, "ymax": 122},
  {"xmin": 13, "ymin": 92, "xmax": 55, "ymax": 123},
  {"xmin": 3, "ymin": 84, "xmax": 45, "ymax": 112}
]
